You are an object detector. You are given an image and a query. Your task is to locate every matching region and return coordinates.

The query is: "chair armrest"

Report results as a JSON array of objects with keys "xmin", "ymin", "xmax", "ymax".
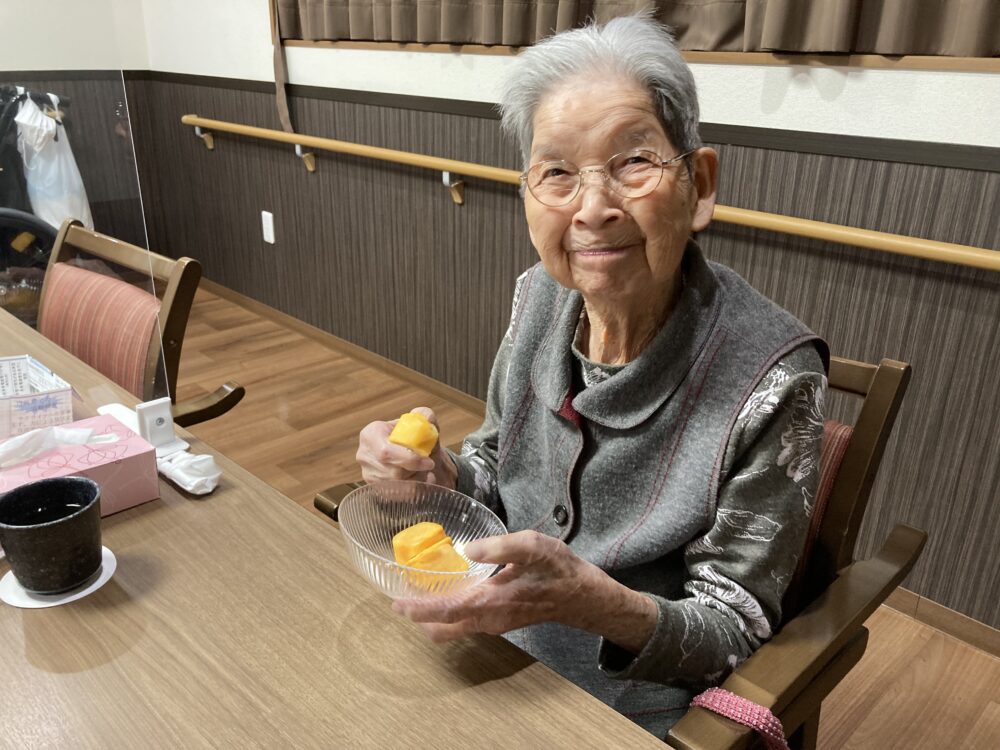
[
  {"xmin": 666, "ymin": 523, "xmax": 927, "ymax": 750},
  {"xmin": 172, "ymin": 381, "xmax": 246, "ymax": 427},
  {"xmin": 312, "ymin": 441, "xmax": 465, "ymax": 522},
  {"xmin": 314, "ymin": 481, "xmax": 366, "ymax": 523}
]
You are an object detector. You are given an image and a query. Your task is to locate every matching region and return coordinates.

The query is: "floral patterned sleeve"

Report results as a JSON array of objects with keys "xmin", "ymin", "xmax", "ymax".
[{"xmin": 599, "ymin": 344, "xmax": 827, "ymax": 686}]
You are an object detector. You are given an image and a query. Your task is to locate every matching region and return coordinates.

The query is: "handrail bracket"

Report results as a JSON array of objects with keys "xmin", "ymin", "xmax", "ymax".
[
  {"xmin": 193, "ymin": 126, "xmax": 214, "ymax": 151},
  {"xmin": 295, "ymin": 144, "xmax": 317, "ymax": 173},
  {"xmin": 442, "ymin": 171, "xmax": 465, "ymax": 205}
]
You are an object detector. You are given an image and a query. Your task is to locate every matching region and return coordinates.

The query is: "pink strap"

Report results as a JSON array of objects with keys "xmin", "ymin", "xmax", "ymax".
[{"xmin": 690, "ymin": 688, "xmax": 790, "ymax": 750}]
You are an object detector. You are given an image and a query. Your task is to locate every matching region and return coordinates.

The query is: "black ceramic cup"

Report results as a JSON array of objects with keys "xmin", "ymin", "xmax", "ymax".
[{"xmin": 0, "ymin": 476, "xmax": 102, "ymax": 594}]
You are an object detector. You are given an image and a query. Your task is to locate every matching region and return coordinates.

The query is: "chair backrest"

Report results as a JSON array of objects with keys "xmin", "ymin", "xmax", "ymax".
[
  {"xmin": 783, "ymin": 356, "xmax": 911, "ymax": 619},
  {"xmin": 37, "ymin": 219, "xmax": 202, "ymax": 402}
]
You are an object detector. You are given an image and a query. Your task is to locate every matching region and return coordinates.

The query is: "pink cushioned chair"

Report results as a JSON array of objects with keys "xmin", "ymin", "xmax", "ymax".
[{"xmin": 37, "ymin": 219, "xmax": 245, "ymax": 427}]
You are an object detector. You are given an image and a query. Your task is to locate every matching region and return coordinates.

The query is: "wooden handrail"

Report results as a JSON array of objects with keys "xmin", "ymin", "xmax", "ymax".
[
  {"xmin": 181, "ymin": 114, "xmax": 1000, "ymax": 272},
  {"xmin": 711, "ymin": 206, "xmax": 1000, "ymax": 272},
  {"xmin": 182, "ymin": 114, "xmax": 519, "ymax": 185}
]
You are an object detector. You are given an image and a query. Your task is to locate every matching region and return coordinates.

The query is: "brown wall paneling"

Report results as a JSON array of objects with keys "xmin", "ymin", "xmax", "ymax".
[
  {"xmin": 127, "ymin": 78, "xmax": 1000, "ymax": 630},
  {"xmin": 125, "ymin": 79, "xmax": 533, "ymax": 397},
  {"xmin": 0, "ymin": 72, "xmax": 146, "ymax": 246}
]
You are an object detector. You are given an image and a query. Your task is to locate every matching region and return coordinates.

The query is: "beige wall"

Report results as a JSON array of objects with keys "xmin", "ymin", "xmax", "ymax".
[{"xmin": 0, "ymin": 0, "xmax": 148, "ymax": 71}]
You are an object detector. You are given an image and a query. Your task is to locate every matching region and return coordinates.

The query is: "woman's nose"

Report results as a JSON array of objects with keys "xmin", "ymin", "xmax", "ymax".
[{"xmin": 572, "ymin": 172, "xmax": 624, "ymax": 228}]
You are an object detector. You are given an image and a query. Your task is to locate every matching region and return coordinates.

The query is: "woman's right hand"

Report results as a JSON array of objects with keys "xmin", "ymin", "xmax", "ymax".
[{"xmin": 356, "ymin": 407, "xmax": 457, "ymax": 489}]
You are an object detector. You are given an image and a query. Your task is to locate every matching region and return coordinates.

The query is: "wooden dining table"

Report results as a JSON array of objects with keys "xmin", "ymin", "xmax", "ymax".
[{"xmin": 0, "ymin": 307, "xmax": 666, "ymax": 748}]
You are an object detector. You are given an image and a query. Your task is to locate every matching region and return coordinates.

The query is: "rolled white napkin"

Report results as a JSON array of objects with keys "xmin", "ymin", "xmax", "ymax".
[{"xmin": 155, "ymin": 450, "xmax": 221, "ymax": 495}]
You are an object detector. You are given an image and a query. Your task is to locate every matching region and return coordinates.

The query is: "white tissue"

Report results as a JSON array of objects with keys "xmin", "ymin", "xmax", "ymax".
[
  {"xmin": 0, "ymin": 426, "xmax": 118, "ymax": 469},
  {"xmin": 156, "ymin": 450, "xmax": 221, "ymax": 495}
]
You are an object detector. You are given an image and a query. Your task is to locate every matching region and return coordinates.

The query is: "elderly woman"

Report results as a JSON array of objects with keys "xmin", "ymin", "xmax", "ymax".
[{"xmin": 357, "ymin": 15, "xmax": 827, "ymax": 738}]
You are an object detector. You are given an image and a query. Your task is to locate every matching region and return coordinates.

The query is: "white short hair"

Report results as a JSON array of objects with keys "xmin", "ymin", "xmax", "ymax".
[{"xmin": 499, "ymin": 15, "xmax": 701, "ymax": 168}]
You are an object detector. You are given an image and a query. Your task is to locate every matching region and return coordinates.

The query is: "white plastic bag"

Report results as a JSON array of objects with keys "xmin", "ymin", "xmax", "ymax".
[{"xmin": 14, "ymin": 93, "xmax": 93, "ymax": 230}]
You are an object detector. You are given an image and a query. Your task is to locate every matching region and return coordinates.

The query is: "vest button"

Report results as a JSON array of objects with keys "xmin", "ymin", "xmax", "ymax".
[{"xmin": 552, "ymin": 505, "xmax": 569, "ymax": 526}]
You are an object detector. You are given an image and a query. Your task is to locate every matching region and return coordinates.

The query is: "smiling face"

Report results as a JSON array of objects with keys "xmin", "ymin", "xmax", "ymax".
[{"xmin": 524, "ymin": 74, "xmax": 717, "ymax": 308}]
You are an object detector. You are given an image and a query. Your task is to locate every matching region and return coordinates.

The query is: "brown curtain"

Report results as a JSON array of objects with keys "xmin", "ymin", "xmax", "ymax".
[
  {"xmin": 275, "ymin": 0, "xmax": 1000, "ymax": 56},
  {"xmin": 746, "ymin": 0, "xmax": 1000, "ymax": 56},
  {"xmin": 275, "ymin": 1, "xmax": 739, "ymax": 46},
  {"xmin": 276, "ymin": 1, "xmax": 638, "ymax": 46}
]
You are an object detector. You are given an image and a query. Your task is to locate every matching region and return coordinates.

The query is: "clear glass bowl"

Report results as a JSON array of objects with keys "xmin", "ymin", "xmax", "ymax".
[{"xmin": 338, "ymin": 480, "xmax": 506, "ymax": 599}]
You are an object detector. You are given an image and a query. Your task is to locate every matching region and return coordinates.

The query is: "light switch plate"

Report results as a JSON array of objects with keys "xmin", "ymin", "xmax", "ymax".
[{"xmin": 261, "ymin": 210, "xmax": 275, "ymax": 244}]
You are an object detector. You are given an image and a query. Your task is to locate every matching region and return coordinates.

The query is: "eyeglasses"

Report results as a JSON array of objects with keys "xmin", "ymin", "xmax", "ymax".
[{"xmin": 520, "ymin": 149, "xmax": 692, "ymax": 207}]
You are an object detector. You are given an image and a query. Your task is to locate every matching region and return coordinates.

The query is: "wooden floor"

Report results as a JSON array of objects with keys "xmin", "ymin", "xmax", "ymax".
[
  {"xmin": 178, "ymin": 286, "xmax": 1000, "ymax": 749},
  {"xmin": 821, "ymin": 607, "xmax": 1000, "ymax": 748},
  {"xmin": 176, "ymin": 287, "xmax": 484, "ymax": 511}
]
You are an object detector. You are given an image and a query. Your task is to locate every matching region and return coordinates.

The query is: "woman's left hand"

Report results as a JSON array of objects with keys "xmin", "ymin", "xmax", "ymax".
[{"xmin": 392, "ymin": 530, "xmax": 658, "ymax": 654}]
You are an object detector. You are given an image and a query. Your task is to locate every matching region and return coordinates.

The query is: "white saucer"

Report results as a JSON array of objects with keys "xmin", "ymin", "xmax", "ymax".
[{"xmin": 0, "ymin": 546, "xmax": 117, "ymax": 609}]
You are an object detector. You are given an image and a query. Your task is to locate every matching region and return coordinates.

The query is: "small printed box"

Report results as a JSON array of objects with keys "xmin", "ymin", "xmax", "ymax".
[
  {"xmin": 0, "ymin": 355, "xmax": 74, "ymax": 440},
  {"xmin": 0, "ymin": 414, "xmax": 160, "ymax": 517}
]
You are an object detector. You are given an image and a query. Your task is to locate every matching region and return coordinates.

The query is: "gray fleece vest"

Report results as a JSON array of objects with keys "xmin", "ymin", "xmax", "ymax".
[
  {"xmin": 497, "ymin": 244, "xmax": 826, "ymax": 570},
  {"xmin": 497, "ymin": 244, "xmax": 827, "ymax": 736}
]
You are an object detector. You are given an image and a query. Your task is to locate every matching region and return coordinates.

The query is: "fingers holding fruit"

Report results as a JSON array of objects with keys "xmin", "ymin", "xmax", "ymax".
[
  {"xmin": 390, "ymin": 409, "xmax": 458, "ymax": 489},
  {"xmin": 357, "ymin": 409, "xmax": 458, "ymax": 488},
  {"xmin": 357, "ymin": 418, "xmax": 435, "ymax": 482}
]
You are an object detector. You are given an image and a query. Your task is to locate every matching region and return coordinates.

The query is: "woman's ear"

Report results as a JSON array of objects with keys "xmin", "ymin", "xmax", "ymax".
[{"xmin": 689, "ymin": 147, "xmax": 718, "ymax": 233}]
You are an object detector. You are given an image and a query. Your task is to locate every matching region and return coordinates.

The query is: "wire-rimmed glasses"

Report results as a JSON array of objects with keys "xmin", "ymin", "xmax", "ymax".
[{"xmin": 520, "ymin": 149, "xmax": 692, "ymax": 207}]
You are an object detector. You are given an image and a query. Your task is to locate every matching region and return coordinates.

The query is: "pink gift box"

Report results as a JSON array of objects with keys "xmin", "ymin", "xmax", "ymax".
[{"xmin": 0, "ymin": 414, "xmax": 159, "ymax": 516}]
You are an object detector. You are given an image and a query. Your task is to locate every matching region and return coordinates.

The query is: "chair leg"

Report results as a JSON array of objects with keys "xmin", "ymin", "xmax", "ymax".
[{"xmin": 788, "ymin": 708, "xmax": 820, "ymax": 750}]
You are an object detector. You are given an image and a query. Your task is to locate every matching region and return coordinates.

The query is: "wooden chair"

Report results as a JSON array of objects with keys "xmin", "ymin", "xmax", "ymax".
[
  {"xmin": 313, "ymin": 356, "xmax": 925, "ymax": 750},
  {"xmin": 665, "ymin": 356, "xmax": 923, "ymax": 750},
  {"xmin": 36, "ymin": 219, "xmax": 245, "ymax": 427}
]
